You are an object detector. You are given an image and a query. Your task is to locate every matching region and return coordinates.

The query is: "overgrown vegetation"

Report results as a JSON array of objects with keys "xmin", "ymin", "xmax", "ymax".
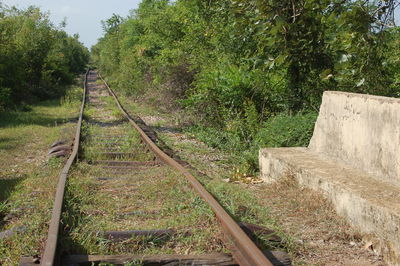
[
  {"xmin": 0, "ymin": 2, "xmax": 89, "ymax": 110},
  {"xmin": 92, "ymin": 0, "xmax": 400, "ymax": 172},
  {"xmin": 0, "ymin": 85, "xmax": 83, "ymax": 265}
]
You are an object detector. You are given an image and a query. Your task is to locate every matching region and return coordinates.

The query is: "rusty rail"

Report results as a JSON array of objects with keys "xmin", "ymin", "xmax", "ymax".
[
  {"xmin": 99, "ymin": 74, "xmax": 273, "ymax": 266},
  {"xmin": 40, "ymin": 69, "xmax": 89, "ymax": 266}
]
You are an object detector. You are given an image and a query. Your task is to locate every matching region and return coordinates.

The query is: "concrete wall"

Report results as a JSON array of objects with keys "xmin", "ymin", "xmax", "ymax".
[{"xmin": 309, "ymin": 91, "xmax": 400, "ymax": 185}]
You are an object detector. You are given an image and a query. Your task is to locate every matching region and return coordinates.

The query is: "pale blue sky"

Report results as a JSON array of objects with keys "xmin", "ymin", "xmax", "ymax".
[{"xmin": 2, "ymin": 0, "xmax": 141, "ymax": 48}]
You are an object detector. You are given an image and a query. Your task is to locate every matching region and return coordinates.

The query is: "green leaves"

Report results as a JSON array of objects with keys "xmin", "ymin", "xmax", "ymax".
[
  {"xmin": 255, "ymin": 112, "xmax": 318, "ymax": 148},
  {"xmin": 0, "ymin": 4, "xmax": 89, "ymax": 107},
  {"xmin": 90, "ymin": 0, "xmax": 400, "ymax": 173}
]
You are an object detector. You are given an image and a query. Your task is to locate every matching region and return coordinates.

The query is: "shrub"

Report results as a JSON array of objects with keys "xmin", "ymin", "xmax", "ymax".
[
  {"xmin": 254, "ymin": 112, "xmax": 318, "ymax": 148},
  {"xmin": 0, "ymin": 5, "xmax": 89, "ymax": 108},
  {"xmin": 187, "ymin": 112, "xmax": 318, "ymax": 173},
  {"xmin": 0, "ymin": 87, "xmax": 11, "ymax": 111}
]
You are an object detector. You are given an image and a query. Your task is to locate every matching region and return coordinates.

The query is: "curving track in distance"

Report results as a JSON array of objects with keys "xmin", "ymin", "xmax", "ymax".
[{"xmin": 20, "ymin": 70, "xmax": 280, "ymax": 266}]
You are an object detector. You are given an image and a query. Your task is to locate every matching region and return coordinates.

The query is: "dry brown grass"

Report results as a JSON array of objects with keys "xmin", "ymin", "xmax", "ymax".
[{"xmin": 252, "ymin": 176, "xmax": 385, "ymax": 265}]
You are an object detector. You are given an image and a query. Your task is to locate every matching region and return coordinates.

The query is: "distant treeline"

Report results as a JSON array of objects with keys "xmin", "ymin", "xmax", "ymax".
[
  {"xmin": 92, "ymin": 0, "xmax": 400, "ymax": 172},
  {"xmin": 0, "ymin": 4, "xmax": 89, "ymax": 110}
]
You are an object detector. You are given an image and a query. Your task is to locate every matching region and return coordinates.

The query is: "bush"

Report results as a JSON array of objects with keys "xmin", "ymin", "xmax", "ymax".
[
  {"xmin": 0, "ymin": 5, "xmax": 89, "ymax": 108},
  {"xmin": 187, "ymin": 112, "xmax": 318, "ymax": 173},
  {"xmin": 255, "ymin": 112, "xmax": 318, "ymax": 148},
  {"xmin": 0, "ymin": 87, "xmax": 11, "ymax": 111}
]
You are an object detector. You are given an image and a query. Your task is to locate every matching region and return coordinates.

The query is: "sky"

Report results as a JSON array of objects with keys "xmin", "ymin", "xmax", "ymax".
[{"xmin": 2, "ymin": 0, "xmax": 142, "ymax": 48}]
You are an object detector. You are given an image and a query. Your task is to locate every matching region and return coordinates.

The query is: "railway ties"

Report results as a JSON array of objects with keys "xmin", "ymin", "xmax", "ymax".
[{"xmin": 20, "ymin": 70, "xmax": 287, "ymax": 266}]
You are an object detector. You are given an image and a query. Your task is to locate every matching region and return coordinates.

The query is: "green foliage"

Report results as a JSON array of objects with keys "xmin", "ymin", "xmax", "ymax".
[
  {"xmin": 184, "ymin": 61, "xmax": 253, "ymax": 125},
  {"xmin": 0, "ymin": 88, "xmax": 11, "ymax": 111},
  {"xmin": 0, "ymin": 4, "xmax": 89, "ymax": 108},
  {"xmin": 92, "ymin": 0, "xmax": 400, "ymax": 172},
  {"xmin": 187, "ymin": 112, "xmax": 317, "ymax": 173},
  {"xmin": 387, "ymin": 28, "xmax": 400, "ymax": 94},
  {"xmin": 255, "ymin": 112, "xmax": 318, "ymax": 148}
]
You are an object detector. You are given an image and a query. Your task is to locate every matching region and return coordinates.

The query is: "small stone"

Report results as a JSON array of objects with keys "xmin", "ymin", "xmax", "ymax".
[
  {"xmin": 309, "ymin": 239, "xmax": 325, "ymax": 246},
  {"xmin": 251, "ymin": 179, "xmax": 264, "ymax": 184},
  {"xmin": 0, "ymin": 229, "xmax": 14, "ymax": 239},
  {"xmin": 364, "ymin": 241, "xmax": 373, "ymax": 250},
  {"xmin": 0, "ymin": 226, "xmax": 26, "ymax": 240}
]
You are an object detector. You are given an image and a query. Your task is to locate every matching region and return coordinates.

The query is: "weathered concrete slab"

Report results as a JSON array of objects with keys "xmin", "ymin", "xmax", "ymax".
[
  {"xmin": 260, "ymin": 91, "xmax": 400, "ymax": 265},
  {"xmin": 260, "ymin": 147, "xmax": 400, "ymax": 264},
  {"xmin": 309, "ymin": 91, "xmax": 400, "ymax": 185}
]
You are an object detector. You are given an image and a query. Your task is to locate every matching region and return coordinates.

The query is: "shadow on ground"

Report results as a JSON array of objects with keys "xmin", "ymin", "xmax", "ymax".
[
  {"xmin": 0, "ymin": 177, "xmax": 23, "ymax": 202},
  {"xmin": 0, "ymin": 100, "xmax": 77, "ymax": 128},
  {"xmin": 0, "ymin": 177, "xmax": 24, "ymax": 228},
  {"xmin": 0, "ymin": 137, "xmax": 19, "ymax": 151}
]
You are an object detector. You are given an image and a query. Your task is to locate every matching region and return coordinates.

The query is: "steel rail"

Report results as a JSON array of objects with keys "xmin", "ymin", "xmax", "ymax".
[
  {"xmin": 99, "ymin": 74, "xmax": 273, "ymax": 266},
  {"xmin": 40, "ymin": 69, "xmax": 89, "ymax": 266}
]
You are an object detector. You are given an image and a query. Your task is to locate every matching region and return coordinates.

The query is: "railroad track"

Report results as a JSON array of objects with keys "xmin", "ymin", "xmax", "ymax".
[{"xmin": 20, "ymin": 70, "xmax": 288, "ymax": 266}]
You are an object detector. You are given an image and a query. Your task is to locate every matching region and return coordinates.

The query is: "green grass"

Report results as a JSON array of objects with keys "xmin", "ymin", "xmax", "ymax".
[
  {"xmin": 60, "ymin": 164, "xmax": 227, "ymax": 256},
  {"xmin": 0, "ymin": 85, "xmax": 83, "ymax": 265},
  {"xmin": 81, "ymin": 122, "xmax": 153, "ymax": 162},
  {"xmin": 0, "ymin": 179, "xmax": 21, "ymax": 202}
]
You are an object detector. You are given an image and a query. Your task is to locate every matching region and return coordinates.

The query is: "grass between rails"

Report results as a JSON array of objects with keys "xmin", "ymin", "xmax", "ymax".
[
  {"xmin": 81, "ymin": 122, "xmax": 153, "ymax": 163},
  {"xmin": 59, "ymin": 77, "xmax": 233, "ymax": 261},
  {"xmin": 60, "ymin": 164, "xmax": 228, "ymax": 256},
  {"xmin": 0, "ymin": 83, "xmax": 83, "ymax": 265}
]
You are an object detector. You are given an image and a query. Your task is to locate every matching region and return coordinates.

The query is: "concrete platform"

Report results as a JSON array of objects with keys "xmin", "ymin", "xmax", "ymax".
[{"xmin": 260, "ymin": 91, "xmax": 400, "ymax": 265}]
